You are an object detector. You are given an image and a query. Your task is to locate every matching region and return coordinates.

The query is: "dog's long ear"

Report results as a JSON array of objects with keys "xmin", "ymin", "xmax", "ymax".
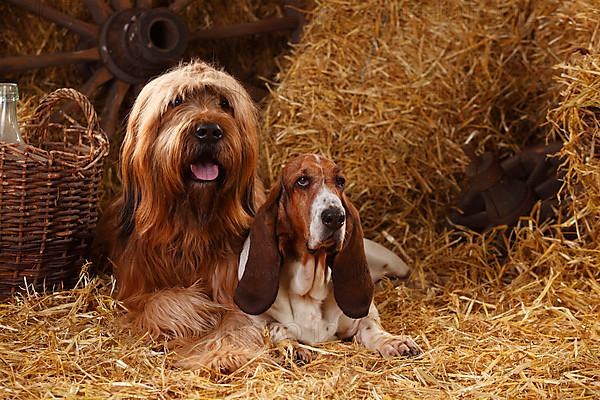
[
  {"xmin": 118, "ymin": 164, "xmax": 139, "ymax": 241},
  {"xmin": 330, "ymin": 194, "xmax": 374, "ymax": 319},
  {"xmin": 235, "ymin": 180, "xmax": 283, "ymax": 315},
  {"xmin": 118, "ymin": 88, "xmax": 164, "ymax": 240},
  {"xmin": 242, "ymin": 178, "xmax": 256, "ymax": 217},
  {"xmin": 118, "ymin": 116, "xmax": 142, "ymax": 241},
  {"xmin": 117, "ymin": 90, "xmax": 155, "ymax": 241}
]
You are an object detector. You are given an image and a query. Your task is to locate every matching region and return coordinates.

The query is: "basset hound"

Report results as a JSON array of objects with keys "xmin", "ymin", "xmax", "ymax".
[{"xmin": 235, "ymin": 154, "xmax": 421, "ymax": 358}]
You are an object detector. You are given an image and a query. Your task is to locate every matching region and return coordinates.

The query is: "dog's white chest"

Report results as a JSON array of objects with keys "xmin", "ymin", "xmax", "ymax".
[{"xmin": 268, "ymin": 257, "xmax": 343, "ymax": 344}]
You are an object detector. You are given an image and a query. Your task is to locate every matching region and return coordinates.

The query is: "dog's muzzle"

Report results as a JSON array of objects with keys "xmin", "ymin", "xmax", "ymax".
[
  {"xmin": 195, "ymin": 123, "xmax": 223, "ymax": 145},
  {"xmin": 189, "ymin": 122, "xmax": 224, "ymax": 183},
  {"xmin": 321, "ymin": 206, "xmax": 345, "ymax": 232},
  {"xmin": 308, "ymin": 206, "xmax": 346, "ymax": 253}
]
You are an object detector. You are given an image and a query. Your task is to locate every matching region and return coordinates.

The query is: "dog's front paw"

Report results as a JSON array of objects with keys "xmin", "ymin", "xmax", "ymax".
[
  {"xmin": 175, "ymin": 346, "xmax": 256, "ymax": 374},
  {"xmin": 278, "ymin": 340, "xmax": 315, "ymax": 365},
  {"xmin": 210, "ymin": 352, "xmax": 254, "ymax": 374},
  {"xmin": 293, "ymin": 345, "xmax": 314, "ymax": 365},
  {"xmin": 376, "ymin": 335, "xmax": 421, "ymax": 357}
]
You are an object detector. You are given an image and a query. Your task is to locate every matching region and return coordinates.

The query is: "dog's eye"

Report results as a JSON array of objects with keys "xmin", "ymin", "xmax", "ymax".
[
  {"xmin": 296, "ymin": 176, "xmax": 310, "ymax": 188},
  {"xmin": 171, "ymin": 96, "xmax": 183, "ymax": 108},
  {"xmin": 219, "ymin": 97, "xmax": 231, "ymax": 111},
  {"xmin": 335, "ymin": 176, "xmax": 346, "ymax": 189}
]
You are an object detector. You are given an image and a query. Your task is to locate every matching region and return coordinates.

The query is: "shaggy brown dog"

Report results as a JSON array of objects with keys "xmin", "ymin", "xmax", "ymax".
[{"xmin": 104, "ymin": 61, "xmax": 265, "ymax": 371}]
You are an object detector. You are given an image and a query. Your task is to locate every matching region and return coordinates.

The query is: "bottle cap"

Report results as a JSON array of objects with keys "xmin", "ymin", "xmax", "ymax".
[{"xmin": 0, "ymin": 83, "xmax": 19, "ymax": 102}]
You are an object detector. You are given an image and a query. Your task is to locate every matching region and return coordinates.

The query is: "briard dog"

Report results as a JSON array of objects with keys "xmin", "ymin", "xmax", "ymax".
[{"xmin": 104, "ymin": 61, "xmax": 265, "ymax": 371}]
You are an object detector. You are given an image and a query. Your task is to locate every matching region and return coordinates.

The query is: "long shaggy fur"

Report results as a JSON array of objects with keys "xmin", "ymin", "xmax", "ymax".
[{"xmin": 103, "ymin": 61, "xmax": 266, "ymax": 371}]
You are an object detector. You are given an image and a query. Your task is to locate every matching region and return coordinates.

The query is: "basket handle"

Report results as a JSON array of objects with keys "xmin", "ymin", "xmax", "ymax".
[{"xmin": 27, "ymin": 88, "xmax": 108, "ymax": 158}]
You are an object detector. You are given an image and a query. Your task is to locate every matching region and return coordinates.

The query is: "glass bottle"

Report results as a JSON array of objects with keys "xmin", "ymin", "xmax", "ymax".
[{"xmin": 0, "ymin": 83, "xmax": 24, "ymax": 144}]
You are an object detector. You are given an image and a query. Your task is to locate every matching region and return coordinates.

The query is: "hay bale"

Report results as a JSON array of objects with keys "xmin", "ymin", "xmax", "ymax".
[
  {"xmin": 255, "ymin": 1, "xmax": 600, "ymax": 395},
  {"xmin": 261, "ymin": 0, "xmax": 600, "ymax": 248},
  {"xmin": 548, "ymin": 53, "xmax": 600, "ymax": 241}
]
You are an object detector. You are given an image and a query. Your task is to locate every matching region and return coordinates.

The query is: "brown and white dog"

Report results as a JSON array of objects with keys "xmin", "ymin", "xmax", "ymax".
[
  {"xmin": 103, "ymin": 61, "xmax": 266, "ymax": 371},
  {"xmin": 235, "ymin": 154, "xmax": 421, "ymax": 358}
]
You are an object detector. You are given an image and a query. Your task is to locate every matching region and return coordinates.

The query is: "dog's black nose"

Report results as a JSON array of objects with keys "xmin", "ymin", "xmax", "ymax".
[
  {"xmin": 195, "ymin": 123, "xmax": 223, "ymax": 144},
  {"xmin": 321, "ymin": 207, "xmax": 345, "ymax": 231}
]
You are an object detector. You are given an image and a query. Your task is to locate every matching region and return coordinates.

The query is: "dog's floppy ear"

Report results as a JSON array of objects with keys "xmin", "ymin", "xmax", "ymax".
[
  {"xmin": 235, "ymin": 180, "xmax": 283, "ymax": 315},
  {"xmin": 330, "ymin": 194, "xmax": 374, "ymax": 319},
  {"xmin": 117, "ymin": 90, "xmax": 154, "ymax": 241},
  {"xmin": 118, "ymin": 122, "xmax": 142, "ymax": 241},
  {"xmin": 242, "ymin": 179, "xmax": 256, "ymax": 217},
  {"xmin": 118, "ymin": 165, "xmax": 140, "ymax": 240}
]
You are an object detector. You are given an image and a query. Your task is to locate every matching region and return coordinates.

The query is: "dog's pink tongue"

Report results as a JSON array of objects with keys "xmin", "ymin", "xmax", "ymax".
[{"xmin": 191, "ymin": 162, "xmax": 219, "ymax": 181}]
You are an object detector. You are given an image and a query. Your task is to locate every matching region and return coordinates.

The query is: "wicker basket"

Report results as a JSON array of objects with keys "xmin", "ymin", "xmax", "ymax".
[{"xmin": 0, "ymin": 89, "xmax": 109, "ymax": 297}]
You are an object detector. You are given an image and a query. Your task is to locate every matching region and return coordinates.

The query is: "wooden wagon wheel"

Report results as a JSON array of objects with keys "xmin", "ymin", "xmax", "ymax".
[{"xmin": 0, "ymin": 0, "xmax": 304, "ymax": 135}]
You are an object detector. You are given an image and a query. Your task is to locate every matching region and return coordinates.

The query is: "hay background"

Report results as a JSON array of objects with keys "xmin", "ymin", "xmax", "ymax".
[{"xmin": 1, "ymin": 0, "xmax": 600, "ymax": 398}]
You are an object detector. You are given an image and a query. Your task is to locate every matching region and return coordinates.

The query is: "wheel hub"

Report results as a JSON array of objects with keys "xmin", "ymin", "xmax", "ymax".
[{"xmin": 99, "ymin": 7, "xmax": 189, "ymax": 84}]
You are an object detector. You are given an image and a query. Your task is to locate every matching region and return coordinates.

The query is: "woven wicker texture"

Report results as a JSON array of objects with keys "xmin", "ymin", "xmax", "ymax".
[{"xmin": 0, "ymin": 89, "xmax": 108, "ymax": 296}]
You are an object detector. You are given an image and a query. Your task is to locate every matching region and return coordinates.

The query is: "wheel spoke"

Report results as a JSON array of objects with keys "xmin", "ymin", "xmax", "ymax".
[
  {"xmin": 5, "ymin": 0, "xmax": 99, "ymax": 40},
  {"xmin": 110, "ymin": 0, "xmax": 134, "ymax": 11},
  {"xmin": 136, "ymin": 0, "xmax": 153, "ymax": 8},
  {"xmin": 169, "ymin": 0, "xmax": 195, "ymax": 13},
  {"xmin": 0, "ymin": 48, "xmax": 100, "ymax": 74},
  {"xmin": 190, "ymin": 16, "xmax": 298, "ymax": 41},
  {"xmin": 101, "ymin": 80, "xmax": 130, "ymax": 135},
  {"xmin": 53, "ymin": 67, "xmax": 113, "ymax": 120},
  {"xmin": 84, "ymin": 0, "xmax": 113, "ymax": 24},
  {"xmin": 81, "ymin": 67, "xmax": 114, "ymax": 98}
]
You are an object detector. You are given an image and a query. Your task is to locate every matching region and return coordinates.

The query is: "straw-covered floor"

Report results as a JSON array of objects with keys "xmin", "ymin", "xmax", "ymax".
[{"xmin": 1, "ymin": 0, "xmax": 600, "ymax": 398}]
